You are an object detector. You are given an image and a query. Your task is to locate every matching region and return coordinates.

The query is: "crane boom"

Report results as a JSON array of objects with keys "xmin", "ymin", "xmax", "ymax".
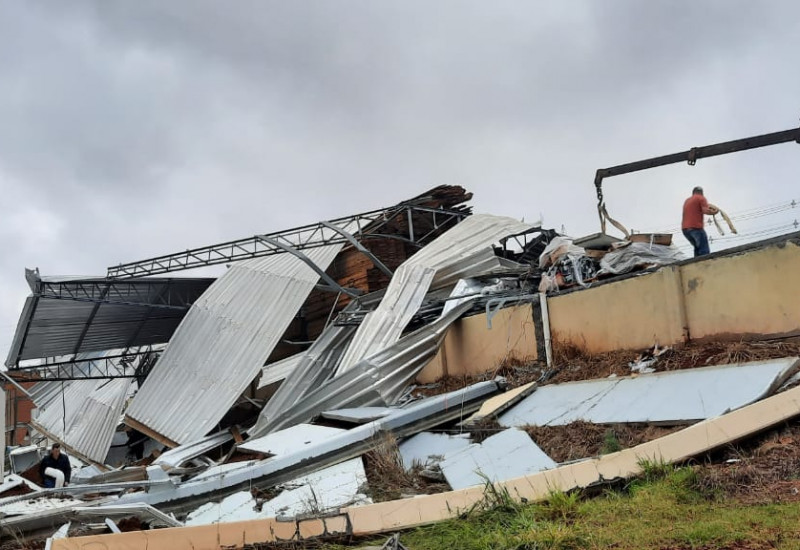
[{"xmin": 594, "ymin": 125, "xmax": 800, "ymax": 232}]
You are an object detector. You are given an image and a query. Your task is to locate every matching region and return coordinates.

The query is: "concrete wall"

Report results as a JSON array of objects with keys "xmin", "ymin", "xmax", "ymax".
[
  {"xmin": 548, "ymin": 238, "xmax": 800, "ymax": 353},
  {"xmin": 415, "ymin": 237, "xmax": 800, "ymax": 381},
  {"xmin": 417, "ymin": 304, "xmax": 538, "ymax": 383},
  {"xmin": 682, "ymin": 240, "xmax": 800, "ymax": 340},
  {"xmin": 547, "ymin": 266, "xmax": 686, "ymax": 353}
]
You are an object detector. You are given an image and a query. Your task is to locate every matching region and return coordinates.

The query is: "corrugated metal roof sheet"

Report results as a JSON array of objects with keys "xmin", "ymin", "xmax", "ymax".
[
  {"xmin": 124, "ymin": 245, "xmax": 343, "ymax": 445},
  {"xmin": 336, "ymin": 214, "xmax": 533, "ymax": 373},
  {"xmin": 250, "ymin": 300, "xmax": 477, "ymax": 437},
  {"xmin": 116, "ymin": 380, "xmax": 503, "ymax": 510},
  {"xmin": 6, "ymin": 277, "xmax": 213, "ymax": 366},
  {"xmin": 31, "ymin": 375, "xmax": 134, "ymax": 464}
]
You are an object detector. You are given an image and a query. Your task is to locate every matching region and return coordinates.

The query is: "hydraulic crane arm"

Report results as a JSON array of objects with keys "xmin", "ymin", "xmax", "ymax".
[{"xmin": 594, "ymin": 126, "xmax": 800, "ymax": 233}]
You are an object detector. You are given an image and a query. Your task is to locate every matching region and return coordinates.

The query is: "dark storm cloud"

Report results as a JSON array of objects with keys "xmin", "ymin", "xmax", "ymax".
[{"xmin": 1, "ymin": 0, "xmax": 799, "ymax": 355}]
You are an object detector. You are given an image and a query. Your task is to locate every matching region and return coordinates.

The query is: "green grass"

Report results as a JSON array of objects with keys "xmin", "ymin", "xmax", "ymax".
[{"xmin": 325, "ymin": 466, "xmax": 800, "ymax": 550}]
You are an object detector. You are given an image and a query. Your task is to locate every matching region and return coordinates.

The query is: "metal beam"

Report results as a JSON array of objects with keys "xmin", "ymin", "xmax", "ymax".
[
  {"xmin": 320, "ymin": 221, "xmax": 394, "ymax": 277},
  {"xmin": 255, "ymin": 235, "xmax": 360, "ymax": 298},
  {"xmin": 107, "ymin": 205, "xmax": 470, "ymax": 278},
  {"xmin": 8, "ymin": 350, "xmax": 158, "ymax": 382},
  {"xmin": 594, "ymin": 126, "xmax": 800, "ymax": 199},
  {"xmin": 593, "ymin": 125, "xmax": 800, "ymax": 230},
  {"xmin": 72, "ymin": 284, "xmax": 110, "ymax": 356}
]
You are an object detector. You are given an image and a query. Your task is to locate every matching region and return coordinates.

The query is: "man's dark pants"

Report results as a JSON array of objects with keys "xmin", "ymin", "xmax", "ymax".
[{"xmin": 682, "ymin": 228, "xmax": 710, "ymax": 257}]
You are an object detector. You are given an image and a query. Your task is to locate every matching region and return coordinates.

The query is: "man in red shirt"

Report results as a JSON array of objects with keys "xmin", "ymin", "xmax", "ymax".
[{"xmin": 682, "ymin": 186, "xmax": 718, "ymax": 257}]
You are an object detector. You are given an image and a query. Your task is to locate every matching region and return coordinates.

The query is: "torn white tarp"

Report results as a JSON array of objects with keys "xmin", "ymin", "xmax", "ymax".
[
  {"xmin": 398, "ymin": 432, "xmax": 472, "ymax": 471},
  {"xmin": 125, "ymin": 244, "xmax": 343, "ymax": 445},
  {"xmin": 440, "ymin": 278, "xmax": 484, "ymax": 318},
  {"xmin": 598, "ymin": 242, "xmax": 685, "ymax": 275},
  {"xmin": 499, "ymin": 358, "xmax": 800, "ymax": 428},
  {"xmin": 439, "ymin": 428, "xmax": 556, "ymax": 490},
  {"xmin": 31, "ymin": 376, "xmax": 134, "ymax": 464},
  {"xmin": 336, "ymin": 214, "xmax": 532, "ymax": 374}
]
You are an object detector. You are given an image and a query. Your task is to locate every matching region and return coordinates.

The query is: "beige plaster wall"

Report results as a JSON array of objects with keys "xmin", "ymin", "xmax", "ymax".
[
  {"xmin": 547, "ymin": 266, "xmax": 686, "ymax": 353},
  {"xmin": 682, "ymin": 240, "xmax": 800, "ymax": 340},
  {"xmin": 417, "ymin": 303, "xmax": 538, "ymax": 383},
  {"xmin": 546, "ymin": 239, "xmax": 800, "ymax": 354}
]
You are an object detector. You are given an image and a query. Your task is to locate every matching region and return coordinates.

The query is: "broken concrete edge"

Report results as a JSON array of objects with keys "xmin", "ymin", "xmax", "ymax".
[
  {"xmin": 50, "ymin": 514, "xmax": 351, "ymax": 550},
  {"xmin": 51, "ymin": 383, "xmax": 800, "ymax": 550}
]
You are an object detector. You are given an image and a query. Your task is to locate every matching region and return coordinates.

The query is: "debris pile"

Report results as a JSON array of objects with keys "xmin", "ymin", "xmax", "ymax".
[
  {"xmin": 1, "ymin": 187, "xmax": 799, "ymax": 549},
  {"xmin": 537, "ymin": 231, "xmax": 689, "ymax": 294}
]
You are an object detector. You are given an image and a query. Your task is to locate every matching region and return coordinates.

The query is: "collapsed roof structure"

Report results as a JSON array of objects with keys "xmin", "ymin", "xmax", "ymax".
[{"xmin": 2, "ymin": 183, "xmax": 800, "ymax": 549}]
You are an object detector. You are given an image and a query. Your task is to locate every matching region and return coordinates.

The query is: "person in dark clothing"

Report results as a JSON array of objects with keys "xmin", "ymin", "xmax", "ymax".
[{"xmin": 39, "ymin": 443, "xmax": 71, "ymax": 488}]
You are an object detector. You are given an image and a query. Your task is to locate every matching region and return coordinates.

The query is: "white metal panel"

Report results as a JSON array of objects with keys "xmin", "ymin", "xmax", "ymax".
[
  {"xmin": 251, "ymin": 300, "xmax": 479, "ymax": 436},
  {"xmin": 153, "ymin": 431, "xmax": 234, "ymax": 469},
  {"xmin": 239, "ymin": 424, "xmax": 344, "ymax": 456},
  {"xmin": 336, "ymin": 214, "xmax": 532, "ymax": 373},
  {"xmin": 258, "ymin": 458, "xmax": 370, "ymax": 518},
  {"xmin": 398, "ymin": 432, "xmax": 472, "ymax": 470},
  {"xmin": 320, "ymin": 407, "xmax": 395, "ymax": 424},
  {"xmin": 31, "ymin": 377, "xmax": 133, "ymax": 464},
  {"xmin": 499, "ymin": 358, "xmax": 800, "ymax": 427},
  {"xmin": 439, "ymin": 428, "xmax": 556, "ymax": 489},
  {"xmin": 186, "ymin": 491, "xmax": 259, "ymax": 525},
  {"xmin": 258, "ymin": 353, "xmax": 303, "ymax": 389},
  {"xmin": 125, "ymin": 245, "xmax": 343, "ymax": 445}
]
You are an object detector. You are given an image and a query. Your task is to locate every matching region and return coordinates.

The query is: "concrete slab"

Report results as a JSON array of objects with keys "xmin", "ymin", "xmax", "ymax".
[
  {"xmin": 398, "ymin": 432, "xmax": 471, "ymax": 470},
  {"xmin": 439, "ymin": 428, "xmax": 556, "ymax": 489},
  {"xmin": 260, "ymin": 458, "xmax": 370, "ymax": 519},
  {"xmin": 500, "ymin": 358, "xmax": 800, "ymax": 427}
]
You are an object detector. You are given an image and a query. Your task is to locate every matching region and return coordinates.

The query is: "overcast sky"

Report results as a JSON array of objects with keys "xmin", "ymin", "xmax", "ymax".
[{"xmin": 1, "ymin": 1, "xmax": 799, "ymax": 358}]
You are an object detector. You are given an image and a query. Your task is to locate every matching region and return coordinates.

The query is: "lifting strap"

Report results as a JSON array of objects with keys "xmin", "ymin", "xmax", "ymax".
[
  {"xmin": 708, "ymin": 205, "xmax": 738, "ymax": 236},
  {"xmin": 598, "ymin": 203, "xmax": 631, "ymax": 238}
]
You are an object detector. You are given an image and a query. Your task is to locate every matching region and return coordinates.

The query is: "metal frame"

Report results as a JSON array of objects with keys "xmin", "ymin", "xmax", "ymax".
[
  {"xmin": 593, "ymin": 126, "xmax": 800, "ymax": 228},
  {"xmin": 256, "ymin": 235, "xmax": 361, "ymax": 298},
  {"xmin": 6, "ymin": 276, "xmax": 213, "ymax": 371},
  {"xmin": 320, "ymin": 220, "xmax": 394, "ymax": 277},
  {"xmin": 107, "ymin": 205, "xmax": 469, "ymax": 278},
  {"xmin": 10, "ymin": 349, "xmax": 160, "ymax": 382},
  {"xmin": 32, "ymin": 278, "xmax": 209, "ymax": 309}
]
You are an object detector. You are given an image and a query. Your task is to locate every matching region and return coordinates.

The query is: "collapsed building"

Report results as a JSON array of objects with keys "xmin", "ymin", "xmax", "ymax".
[{"xmin": 1, "ymin": 181, "xmax": 800, "ymax": 550}]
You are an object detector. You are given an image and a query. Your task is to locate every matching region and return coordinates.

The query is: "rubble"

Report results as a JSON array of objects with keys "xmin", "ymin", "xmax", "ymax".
[{"xmin": 3, "ymin": 187, "xmax": 800, "ymax": 548}]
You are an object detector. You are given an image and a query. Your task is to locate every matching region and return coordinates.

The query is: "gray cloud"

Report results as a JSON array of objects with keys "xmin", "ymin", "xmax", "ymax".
[{"xmin": 2, "ymin": 0, "xmax": 799, "ymax": 355}]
